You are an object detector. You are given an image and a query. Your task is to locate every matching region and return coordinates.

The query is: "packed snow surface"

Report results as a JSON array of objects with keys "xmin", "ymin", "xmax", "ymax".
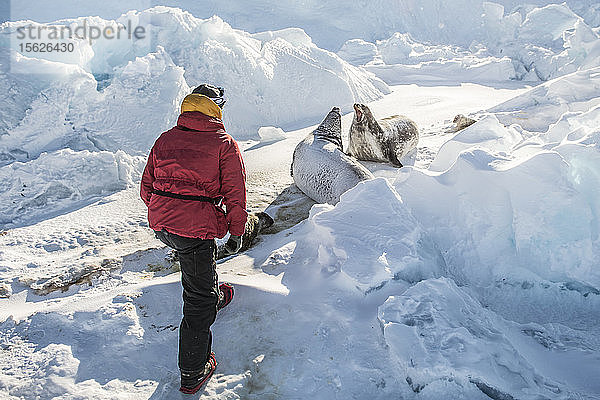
[{"xmin": 1, "ymin": 1, "xmax": 600, "ymax": 400}]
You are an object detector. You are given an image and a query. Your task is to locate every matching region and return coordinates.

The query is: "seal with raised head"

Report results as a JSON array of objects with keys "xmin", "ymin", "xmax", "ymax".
[
  {"xmin": 347, "ymin": 103, "xmax": 419, "ymax": 167},
  {"xmin": 291, "ymin": 107, "xmax": 374, "ymax": 205}
]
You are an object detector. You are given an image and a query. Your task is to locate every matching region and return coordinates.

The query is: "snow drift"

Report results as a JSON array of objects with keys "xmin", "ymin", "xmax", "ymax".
[
  {"xmin": 394, "ymin": 67, "xmax": 600, "ymax": 328},
  {"xmin": 1, "ymin": 8, "xmax": 388, "ymax": 139},
  {"xmin": 242, "ymin": 66, "xmax": 600, "ymax": 399},
  {"xmin": 255, "ymin": 158, "xmax": 600, "ymax": 398},
  {"xmin": 8, "ymin": 0, "xmax": 599, "ymax": 84},
  {"xmin": 0, "ymin": 47, "xmax": 188, "ymax": 163},
  {"xmin": 0, "ymin": 149, "xmax": 145, "ymax": 227}
]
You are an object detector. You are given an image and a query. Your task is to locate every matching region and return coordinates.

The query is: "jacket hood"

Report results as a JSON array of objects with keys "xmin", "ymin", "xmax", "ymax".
[
  {"xmin": 181, "ymin": 93, "xmax": 223, "ymax": 120},
  {"xmin": 177, "ymin": 111, "xmax": 225, "ymax": 132}
]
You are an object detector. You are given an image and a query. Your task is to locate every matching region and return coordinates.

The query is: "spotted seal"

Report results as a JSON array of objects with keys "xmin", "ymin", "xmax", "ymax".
[
  {"xmin": 165, "ymin": 211, "xmax": 275, "ymax": 263},
  {"xmin": 216, "ymin": 212, "xmax": 274, "ymax": 259},
  {"xmin": 347, "ymin": 103, "xmax": 419, "ymax": 167},
  {"xmin": 453, "ymin": 114, "xmax": 477, "ymax": 131},
  {"xmin": 291, "ymin": 107, "xmax": 374, "ymax": 205}
]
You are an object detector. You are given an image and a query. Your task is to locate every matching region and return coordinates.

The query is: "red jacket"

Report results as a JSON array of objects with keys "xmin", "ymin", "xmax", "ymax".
[{"xmin": 140, "ymin": 111, "xmax": 247, "ymax": 239}]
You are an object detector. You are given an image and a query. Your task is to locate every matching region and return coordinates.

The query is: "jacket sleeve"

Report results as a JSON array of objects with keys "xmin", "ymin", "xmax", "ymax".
[
  {"xmin": 220, "ymin": 139, "xmax": 248, "ymax": 236},
  {"xmin": 140, "ymin": 146, "xmax": 156, "ymax": 207}
]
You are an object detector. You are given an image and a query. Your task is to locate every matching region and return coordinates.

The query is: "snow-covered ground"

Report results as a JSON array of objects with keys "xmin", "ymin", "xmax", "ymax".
[{"xmin": 1, "ymin": 2, "xmax": 600, "ymax": 400}]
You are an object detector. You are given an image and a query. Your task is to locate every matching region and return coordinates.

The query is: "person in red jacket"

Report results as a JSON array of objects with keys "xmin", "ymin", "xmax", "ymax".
[{"xmin": 140, "ymin": 84, "xmax": 247, "ymax": 394}]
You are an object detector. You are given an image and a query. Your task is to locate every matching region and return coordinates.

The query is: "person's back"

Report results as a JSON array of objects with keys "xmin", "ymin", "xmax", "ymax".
[{"xmin": 140, "ymin": 84, "xmax": 246, "ymax": 394}]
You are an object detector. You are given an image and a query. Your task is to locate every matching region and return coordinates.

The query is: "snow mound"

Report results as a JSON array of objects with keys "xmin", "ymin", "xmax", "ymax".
[
  {"xmin": 253, "ymin": 170, "xmax": 600, "ymax": 398},
  {"xmin": 489, "ymin": 67, "xmax": 600, "ymax": 131},
  {"xmin": 379, "ymin": 278, "xmax": 567, "ymax": 400},
  {"xmin": 337, "ymin": 4, "xmax": 599, "ymax": 83},
  {"xmin": 481, "ymin": 3, "xmax": 600, "ymax": 81},
  {"xmin": 3, "ymin": 8, "xmax": 389, "ymax": 138},
  {"xmin": 0, "ymin": 149, "xmax": 145, "ymax": 227},
  {"xmin": 398, "ymin": 136, "xmax": 600, "ymax": 292},
  {"xmin": 283, "ymin": 178, "xmax": 445, "ymax": 294},
  {"xmin": 337, "ymin": 39, "xmax": 380, "ymax": 66},
  {"xmin": 0, "ymin": 300, "xmax": 159, "ymax": 398},
  {"xmin": 0, "ymin": 46, "xmax": 187, "ymax": 160},
  {"xmin": 137, "ymin": 8, "xmax": 389, "ymax": 134},
  {"xmin": 0, "ymin": 51, "xmax": 96, "ymax": 164},
  {"xmin": 429, "ymin": 114, "xmax": 524, "ymax": 172},
  {"xmin": 257, "ymin": 126, "xmax": 286, "ymax": 143},
  {"xmin": 339, "ymin": 33, "xmax": 518, "ymax": 83},
  {"xmin": 234, "ymin": 178, "xmax": 448, "ymax": 398},
  {"xmin": 394, "ymin": 68, "xmax": 600, "ymax": 329}
]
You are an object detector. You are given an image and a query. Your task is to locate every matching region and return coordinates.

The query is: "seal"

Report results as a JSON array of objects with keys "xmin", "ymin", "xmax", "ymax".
[
  {"xmin": 453, "ymin": 114, "xmax": 476, "ymax": 131},
  {"xmin": 291, "ymin": 107, "xmax": 374, "ymax": 205},
  {"xmin": 216, "ymin": 212, "xmax": 274, "ymax": 259},
  {"xmin": 167, "ymin": 211, "xmax": 274, "ymax": 262},
  {"xmin": 347, "ymin": 103, "xmax": 419, "ymax": 167}
]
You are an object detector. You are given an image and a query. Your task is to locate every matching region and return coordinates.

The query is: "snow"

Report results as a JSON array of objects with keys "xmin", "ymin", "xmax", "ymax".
[
  {"xmin": 0, "ymin": 149, "xmax": 144, "ymax": 227},
  {"xmin": 2, "ymin": 8, "xmax": 389, "ymax": 138},
  {"xmin": 257, "ymin": 127, "xmax": 286, "ymax": 144},
  {"xmin": 393, "ymin": 69, "xmax": 600, "ymax": 335},
  {"xmin": 1, "ymin": 1, "xmax": 600, "ymax": 399},
  {"xmin": 0, "ymin": 46, "xmax": 187, "ymax": 162},
  {"xmin": 9, "ymin": 1, "xmax": 600, "ymax": 70},
  {"xmin": 378, "ymin": 278, "xmax": 587, "ymax": 399},
  {"xmin": 489, "ymin": 67, "xmax": 600, "ymax": 131},
  {"xmin": 336, "ymin": 4, "xmax": 600, "ymax": 84}
]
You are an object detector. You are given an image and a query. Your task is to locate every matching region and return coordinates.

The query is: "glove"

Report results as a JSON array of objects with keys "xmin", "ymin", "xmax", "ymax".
[{"xmin": 224, "ymin": 235, "xmax": 243, "ymax": 255}]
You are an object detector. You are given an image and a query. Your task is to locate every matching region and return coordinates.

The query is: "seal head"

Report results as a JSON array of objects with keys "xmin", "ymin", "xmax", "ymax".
[
  {"xmin": 314, "ymin": 107, "xmax": 342, "ymax": 150},
  {"xmin": 255, "ymin": 211, "xmax": 274, "ymax": 231},
  {"xmin": 353, "ymin": 103, "xmax": 381, "ymax": 137},
  {"xmin": 348, "ymin": 103, "xmax": 419, "ymax": 167}
]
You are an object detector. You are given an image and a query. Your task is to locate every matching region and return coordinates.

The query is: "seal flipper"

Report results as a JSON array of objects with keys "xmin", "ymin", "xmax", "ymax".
[
  {"xmin": 387, "ymin": 148, "xmax": 403, "ymax": 167},
  {"xmin": 313, "ymin": 107, "xmax": 343, "ymax": 150}
]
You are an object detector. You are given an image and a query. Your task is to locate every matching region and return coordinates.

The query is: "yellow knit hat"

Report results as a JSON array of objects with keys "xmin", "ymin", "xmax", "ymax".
[{"xmin": 181, "ymin": 94, "xmax": 223, "ymax": 120}]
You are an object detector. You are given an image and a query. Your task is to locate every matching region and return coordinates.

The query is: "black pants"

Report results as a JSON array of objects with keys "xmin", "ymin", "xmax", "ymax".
[{"xmin": 155, "ymin": 229, "xmax": 219, "ymax": 373}]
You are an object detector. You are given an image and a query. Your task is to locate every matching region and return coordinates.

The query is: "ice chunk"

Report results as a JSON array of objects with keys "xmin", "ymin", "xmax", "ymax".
[
  {"xmin": 257, "ymin": 126, "xmax": 286, "ymax": 143},
  {"xmin": 336, "ymin": 39, "xmax": 380, "ymax": 66},
  {"xmin": 429, "ymin": 115, "xmax": 523, "ymax": 172},
  {"xmin": 490, "ymin": 67, "xmax": 600, "ymax": 131}
]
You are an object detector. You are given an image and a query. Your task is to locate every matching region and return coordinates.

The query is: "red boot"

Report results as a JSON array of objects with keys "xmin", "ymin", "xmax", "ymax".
[
  {"xmin": 179, "ymin": 352, "xmax": 217, "ymax": 394},
  {"xmin": 217, "ymin": 283, "xmax": 234, "ymax": 311}
]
